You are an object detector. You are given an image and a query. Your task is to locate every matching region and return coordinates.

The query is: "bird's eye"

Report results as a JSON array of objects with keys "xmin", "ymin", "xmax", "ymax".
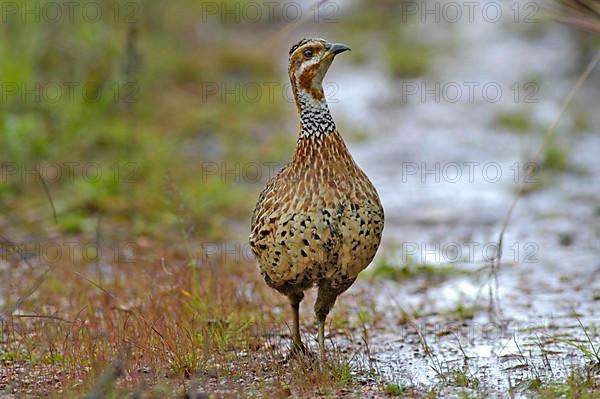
[{"xmin": 303, "ymin": 49, "xmax": 313, "ymax": 58}]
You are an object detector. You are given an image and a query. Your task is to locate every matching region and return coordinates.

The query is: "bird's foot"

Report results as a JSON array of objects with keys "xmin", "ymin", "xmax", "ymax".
[{"xmin": 279, "ymin": 342, "xmax": 317, "ymax": 365}]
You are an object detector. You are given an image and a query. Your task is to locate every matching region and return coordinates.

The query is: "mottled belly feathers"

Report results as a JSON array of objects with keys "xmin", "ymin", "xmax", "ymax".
[{"xmin": 250, "ymin": 131, "xmax": 384, "ymax": 295}]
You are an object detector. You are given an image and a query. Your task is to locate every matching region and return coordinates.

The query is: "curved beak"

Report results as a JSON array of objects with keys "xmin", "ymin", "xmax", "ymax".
[{"xmin": 325, "ymin": 42, "xmax": 351, "ymax": 57}]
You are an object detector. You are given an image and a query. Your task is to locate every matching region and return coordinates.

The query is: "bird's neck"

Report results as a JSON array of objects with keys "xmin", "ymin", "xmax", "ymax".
[
  {"xmin": 291, "ymin": 128, "xmax": 353, "ymax": 168},
  {"xmin": 294, "ymin": 87, "xmax": 336, "ymax": 140},
  {"xmin": 290, "ymin": 85, "xmax": 353, "ymax": 167}
]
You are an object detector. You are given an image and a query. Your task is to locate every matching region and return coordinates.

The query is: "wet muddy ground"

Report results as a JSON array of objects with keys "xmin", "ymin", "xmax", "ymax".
[{"xmin": 318, "ymin": 0, "xmax": 600, "ymax": 395}]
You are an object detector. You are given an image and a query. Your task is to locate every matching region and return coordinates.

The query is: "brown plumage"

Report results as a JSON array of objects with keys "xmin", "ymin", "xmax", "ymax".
[{"xmin": 249, "ymin": 38, "xmax": 384, "ymax": 359}]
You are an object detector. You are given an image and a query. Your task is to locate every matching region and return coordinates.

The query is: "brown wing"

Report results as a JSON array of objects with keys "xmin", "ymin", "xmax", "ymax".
[{"xmin": 249, "ymin": 165, "xmax": 288, "ymax": 257}]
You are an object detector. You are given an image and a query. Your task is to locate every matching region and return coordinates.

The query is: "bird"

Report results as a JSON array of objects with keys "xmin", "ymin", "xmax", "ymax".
[{"xmin": 249, "ymin": 38, "xmax": 384, "ymax": 360}]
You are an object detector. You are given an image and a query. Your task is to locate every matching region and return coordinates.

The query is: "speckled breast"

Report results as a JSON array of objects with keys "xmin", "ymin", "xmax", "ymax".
[{"xmin": 250, "ymin": 131, "xmax": 384, "ymax": 291}]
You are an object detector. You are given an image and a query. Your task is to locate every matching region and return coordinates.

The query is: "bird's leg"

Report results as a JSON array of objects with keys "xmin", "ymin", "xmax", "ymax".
[
  {"xmin": 314, "ymin": 281, "xmax": 339, "ymax": 363},
  {"xmin": 288, "ymin": 292, "xmax": 305, "ymax": 356},
  {"xmin": 317, "ymin": 317, "xmax": 326, "ymax": 361}
]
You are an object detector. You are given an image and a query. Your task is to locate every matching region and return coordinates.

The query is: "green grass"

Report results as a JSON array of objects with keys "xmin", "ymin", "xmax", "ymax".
[
  {"xmin": 338, "ymin": 362, "xmax": 356, "ymax": 385},
  {"xmin": 451, "ymin": 369, "xmax": 479, "ymax": 389},
  {"xmin": 383, "ymin": 382, "xmax": 407, "ymax": 396},
  {"xmin": 0, "ymin": 1, "xmax": 295, "ymax": 240},
  {"xmin": 528, "ymin": 368, "xmax": 600, "ymax": 397}
]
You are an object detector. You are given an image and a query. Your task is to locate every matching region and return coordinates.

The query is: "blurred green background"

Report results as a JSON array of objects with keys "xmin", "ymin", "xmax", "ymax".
[{"xmin": 0, "ymin": 0, "xmax": 598, "ymax": 240}]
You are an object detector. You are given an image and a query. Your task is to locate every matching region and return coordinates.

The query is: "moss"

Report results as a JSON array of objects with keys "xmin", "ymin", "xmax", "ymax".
[
  {"xmin": 495, "ymin": 111, "xmax": 532, "ymax": 133},
  {"xmin": 56, "ymin": 211, "xmax": 91, "ymax": 234},
  {"xmin": 542, "ymin": 145, "xmax": 569, "ymax": 172},
  {"xmin": 368, "ymin": 255, "xmax": 471, "ymax": 281},
  {"xmin": 450, "ymin": 303, "xmax": 477, "ymax": 319},
  {"xmin": 573, "ymin": 111, "xmax": 590, "ymax": 132}
]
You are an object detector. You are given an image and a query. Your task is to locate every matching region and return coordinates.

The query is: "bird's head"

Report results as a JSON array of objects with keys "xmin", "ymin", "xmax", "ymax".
[{"xmin": 288, "ymin": 38, "xmax": 351, "ymax": 105}]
